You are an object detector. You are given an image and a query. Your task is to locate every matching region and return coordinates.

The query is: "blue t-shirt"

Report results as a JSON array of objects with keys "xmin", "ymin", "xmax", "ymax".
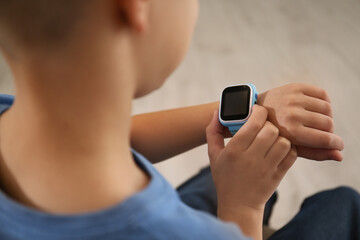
[{"xmin": 0, "ymin": 94, "xmax": 249, "ymax": 240}]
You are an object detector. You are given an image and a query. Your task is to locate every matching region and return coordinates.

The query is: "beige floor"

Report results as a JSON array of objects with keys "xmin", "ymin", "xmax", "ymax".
[{"xmin": 1, "ymin": 0, "xmax": 360, "ymax": 230}]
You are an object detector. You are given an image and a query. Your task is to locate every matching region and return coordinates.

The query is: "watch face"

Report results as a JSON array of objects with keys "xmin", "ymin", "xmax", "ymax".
[{"xmin": 220, "ymin": 85, "xmax": 251, "ymax": 121}]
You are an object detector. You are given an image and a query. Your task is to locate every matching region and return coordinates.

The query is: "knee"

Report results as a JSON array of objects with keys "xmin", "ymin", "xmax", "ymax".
[
  {"xmin": 332, "ymin": 186, "xmax": 359, "ymax": 200},
  {"xmin": 303, "ymin": 186, "xmax": 360, "ymax": 212},
  {"xmin": 329, "ymin": 186, "xmax": 360, "ymax": 207}
]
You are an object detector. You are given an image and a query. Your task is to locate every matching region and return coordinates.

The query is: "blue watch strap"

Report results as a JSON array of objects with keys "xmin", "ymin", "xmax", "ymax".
[{"xmin": 229, "ymin": 124, "xmax": 245, "ymax": 136}]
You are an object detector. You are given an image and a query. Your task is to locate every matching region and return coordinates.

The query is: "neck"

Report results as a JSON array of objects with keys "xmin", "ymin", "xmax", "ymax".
[
  {"xmin": 0, "ymin": 39, "xmax": 149, "ymax": 214},
  {"xmin": 5, "ymin": 40, "xmax": 136, "ymax": 164}
]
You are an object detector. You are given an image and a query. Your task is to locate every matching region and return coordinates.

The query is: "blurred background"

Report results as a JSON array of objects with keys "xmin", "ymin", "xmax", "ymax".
[{"xmin": 1, "ymin": 0, "xmax": 359, "ymax": 230}]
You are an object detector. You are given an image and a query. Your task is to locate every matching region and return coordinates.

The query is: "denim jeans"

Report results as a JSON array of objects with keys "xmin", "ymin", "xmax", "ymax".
[{"xmin": 177, "ymin": 166, "xmax": 360, "ymax": 240}]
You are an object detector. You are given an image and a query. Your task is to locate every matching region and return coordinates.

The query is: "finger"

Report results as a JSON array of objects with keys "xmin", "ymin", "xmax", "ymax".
[
  {"xmin": 296, "ymin": 146, "xmax": 343, "ymax": 162},
  {"xmin": 265, "ymin": 136, "xmax": 292, "ymax": 166},
  {"xmin": 247, "ymin": 121, "xmax": 279, "ymax": 156},
  {"xmin": 292, "ymin": 127, "xmax": 344, "ymax": 150},
  {"xmin": 301, "ymin": 84, "xmax": 331, "ymax": 103},
  {"xmin": 300, "ymin": 111, "xmax": 334, "ymax": 133},
  {"xmin": 227, "ymin": 105, "xmax": 268, "ymax": 151},
  {"xmin": 303, "ymin": 95, "xmax": 333, "ymax": 118},
  {"xmin": 277, "ymin": 145, "xmax": 297, "ymax": 173},
  {"xmin": 206, "ymin": 110, "xmax": 226, "ymax": 161}
]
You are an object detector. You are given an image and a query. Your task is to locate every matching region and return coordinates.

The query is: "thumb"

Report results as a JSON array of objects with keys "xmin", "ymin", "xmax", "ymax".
[{"xmin": 206, "ymin": 110, "xmax": 225, "ymax": 162}]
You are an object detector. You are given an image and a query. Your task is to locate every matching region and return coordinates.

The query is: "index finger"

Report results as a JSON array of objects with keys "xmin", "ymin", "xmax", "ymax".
[
  {"xmin": 301, "ymin": 84, "xmax": 331, "ymax": 103},
  {"xmin": 227, "ymin": 105, "xmax": 268, "ymax": 151}
]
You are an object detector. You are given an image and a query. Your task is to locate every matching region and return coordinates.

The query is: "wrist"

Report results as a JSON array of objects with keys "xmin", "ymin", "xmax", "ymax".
[
  {"xmin": 218, "ymin": 204, "xmax": 264, "ymax": 220},
  {"xmin": 218, "ymin": 205, "xmax": 264, "ymax": 240},
  {"xmin": 256, "ymin": 91, "xmax": 267, "ymax": 106}
]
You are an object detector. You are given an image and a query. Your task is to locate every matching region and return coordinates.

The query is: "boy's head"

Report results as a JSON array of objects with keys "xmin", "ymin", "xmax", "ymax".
[{"xmin": 0, "ymin": 0, "xmax": 199, "ymax": 97}]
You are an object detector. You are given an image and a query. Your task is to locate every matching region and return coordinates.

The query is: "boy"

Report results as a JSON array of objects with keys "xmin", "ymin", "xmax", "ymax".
[{"xmin": 0, "ymin": 0, "xmax": 357, "ymax": 239}]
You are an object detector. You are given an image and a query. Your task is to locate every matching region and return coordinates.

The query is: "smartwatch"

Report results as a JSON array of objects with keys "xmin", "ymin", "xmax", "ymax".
[{"xmin": 219, "ymin": 84, "xmax": 258, "ymax": 136}]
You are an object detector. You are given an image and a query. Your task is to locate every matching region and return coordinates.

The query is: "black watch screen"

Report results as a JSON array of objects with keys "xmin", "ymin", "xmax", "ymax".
[{"xmin": 220, "ymin": 85, "xmax": 251, "ymax": 121}]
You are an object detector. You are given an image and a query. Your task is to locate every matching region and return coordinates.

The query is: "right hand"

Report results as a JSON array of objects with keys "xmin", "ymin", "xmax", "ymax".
[{"xmin": 206, "ymin": 105, "xmax": 297, "ymax": 213}]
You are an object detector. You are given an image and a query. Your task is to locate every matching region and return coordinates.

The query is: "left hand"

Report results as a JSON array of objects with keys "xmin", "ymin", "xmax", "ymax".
[{"xmin": 257, "ymin": 83, "xmax": 344, "ymax": 161}]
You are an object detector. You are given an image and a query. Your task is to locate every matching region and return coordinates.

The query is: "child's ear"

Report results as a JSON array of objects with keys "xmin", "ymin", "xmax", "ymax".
[{"xmin": 118, "ymin": 0, "xmax": 150, "ymax": 33}]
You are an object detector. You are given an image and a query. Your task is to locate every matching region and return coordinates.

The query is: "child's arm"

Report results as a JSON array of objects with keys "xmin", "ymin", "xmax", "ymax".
[
  {"xmin": 131, "ymin": 84, "xmax": 344, "ymax": 163},
  {"xmin": 131, "ymin": 102, "xmax": 220, "ymax": 163}
]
